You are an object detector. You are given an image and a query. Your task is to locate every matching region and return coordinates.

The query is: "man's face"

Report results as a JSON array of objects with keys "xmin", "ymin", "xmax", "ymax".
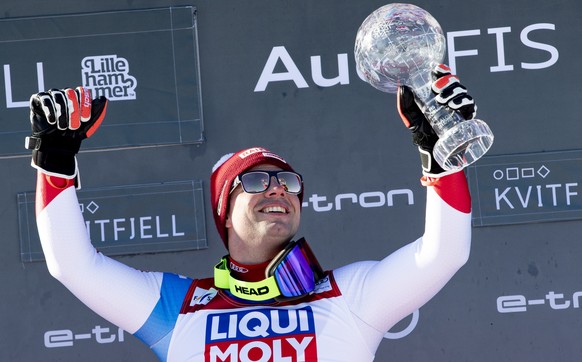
[{"xmin": 225, "ymin": 164, "xmax": 301, "ymax": 253}]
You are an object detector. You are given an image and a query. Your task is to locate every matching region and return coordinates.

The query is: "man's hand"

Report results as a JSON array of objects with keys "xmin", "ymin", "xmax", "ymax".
[
  {"xmin": 397, "ymin": 64, "xmax": 476, "ymax": 177},
  {"xmin": 25, "ymin": 87, "xmax": 108, "ymax": 179}
]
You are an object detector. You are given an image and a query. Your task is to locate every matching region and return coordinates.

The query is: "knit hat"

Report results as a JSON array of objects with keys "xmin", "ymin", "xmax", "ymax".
[{"xmin": 210, "ymin": 147, "xmax": 302, "ymax": 248}]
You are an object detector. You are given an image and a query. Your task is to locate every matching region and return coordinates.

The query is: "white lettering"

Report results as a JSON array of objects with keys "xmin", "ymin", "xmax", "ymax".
[
  {"xmin": 228, "ymin": 314, "xmax": 237, "ymax": 338},
  {"xmin": 44, "ymin": 330, "xmax": 74, "ymax": 348},
  {"xmin": 498, "ymin": 290, "xmax": 582, "ymax": 313},
  {"xmin": 85, "ymin": 214, "xmax": 186, "ymax": 242},
  {"xmin": 497, "ymin": 295, "xmax": 526, "ymax": 313},
  {"xmin": 239, "ymin": 312, "xmax": 270, "ymax": 338},
  {"xmin": 44, "ymin": 326, "xmax": 125, "ymax": 348},
  {"xmin": 254, "ymin": 46, "xmax": 308, "ymax": 91},
  {"xmin": 4, "ymin": 62, "xmax": 45, "ymax": 108},
  {"xmin": 515, "ymin": 186, "xmax": 532, "ymax": 208},
  {"xmin": 288, "ymin": 336, "xmax": 312, "ymax": 360},
  {"xmin": 546, "ymin": 184, "xmax": 561, "ymax": 206},
  {"xmin": 92, "ymin": 325, "xmax": 116, "ymax": 344},
  {"xmin": 82, "ymin": 55, "xmax": 137, "ymax": 100},
  {"xmin": 209, "ymin": 338, "xmax": 314, "ymax": 362},
  {"xmin": 240, "ymin": 341, "xmax": 271, "ymax": 362},
  {"xmin": 387, "ymin": 189, "xmax": 414, "ymax": 206},
  {"xmin": 566, "ymin": 183, "xmax": 578, "ymax": 205},
  {"xmin": 494, "ymin": 183, "xmax": 579, "ymax": 210},
  {"xmin": 255, "ymin": 24, "xmax": 559, "ymax": 92},
  {"xmin": 210, "ymin": 344, "xmax": 237, "ymax": 362},
  {"xmin": 310, "ymin": 54, "xmax": 349, "ymax": 87},
  {"xmin": 304, "ymin": 189, "xmax": 415, "ymax": 212},
  {"xmin": 172, "ymin": 214, "xmax": 186, "ymax": 236},
  {"xmin": 255, "ymin": 46, "xmax": 352, "ymax": 92},
  {"xmin": 113, "ymin": 218, "xmax": 126, "ymax": 241},
  {"xmin": 547, "ymin": 291, "xmax": 570, "ymax": 310},
  {"xmin": 156, "ymin": 216, "xmax": 169, "ymax": 237},
  {"xmin": 140, "ymin": 216, "xmax": 152, "ymax": 238},
  {"xmin": 210, "ymin": 316, "xmax": 227, "ymax": 340},
  {"xmin": 488, "ymin": 27, "xmax": 514, "ymax": 72},
  {"xmin": 335, "ymin": 193, "xmax": 357, "ymax": 210},
  {"xmin": 129, "ymin": 217, "xmax": 136, "ymax": 239},
  {"xmin": 270, "ymin": 310, "xmax": 297, "ymax": 334},
  {"xmin": 309, "ymin": 194, "xmax": 333, "ymax": 212},
  {"xmin": 94, "ymin": 219, "xmax": 110, "ymax": 242},
  {"xmin": 207, "ymin": 309, "xmax": 315, "ymax": 361},
  {"xmin": 520, "ymin": 23, "xmax": 559, "ymax": 69},
  {"xmin": 359, "ymin": 191, "xmax": 385, "ymax": 208},
  {"xmin": 272, "ymin": 339, "xmax": 292, "ymax": 362},
  {"xmin": 446, "ymin": 29, "xmax": 481, "ymax": 74}
]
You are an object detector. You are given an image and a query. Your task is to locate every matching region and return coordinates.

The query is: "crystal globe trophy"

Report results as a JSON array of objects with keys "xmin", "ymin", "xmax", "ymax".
[{"xmin": 354, "ymin": 3, "xmax": 493, "ymax": 171}]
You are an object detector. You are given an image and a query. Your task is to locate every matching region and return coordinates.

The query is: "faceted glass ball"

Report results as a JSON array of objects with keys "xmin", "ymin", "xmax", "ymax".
[{"xmin": 354, "ymin": 3, "xmax": 446, "ymax": 93}]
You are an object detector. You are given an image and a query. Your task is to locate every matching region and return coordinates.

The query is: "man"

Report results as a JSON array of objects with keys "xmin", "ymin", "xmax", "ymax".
[{"xmin": 27, "ymin": 64, "xmax": 474, "ymax": 361}]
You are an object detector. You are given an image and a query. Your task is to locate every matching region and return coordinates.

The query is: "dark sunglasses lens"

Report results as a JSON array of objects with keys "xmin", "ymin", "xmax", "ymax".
[
  {"xmin": 240, "ymin": 172, "xmax": 270, "ymax": 193},
  {"xmin": 277, "ymin": 172, "xmax": 302, "ymax": 194},
  {"xmin": 240, "ymin": 171, "xmax": 302, "ymax": 194}
]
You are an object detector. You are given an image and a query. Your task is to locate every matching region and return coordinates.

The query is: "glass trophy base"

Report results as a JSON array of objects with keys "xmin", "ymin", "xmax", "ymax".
[{"xmin": 433, "ymin": 119, "xmax": 494, "ymax": 171}]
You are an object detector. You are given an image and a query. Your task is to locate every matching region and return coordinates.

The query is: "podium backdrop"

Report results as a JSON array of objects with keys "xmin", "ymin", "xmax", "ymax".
[{"xmin": 1, "ymin": 0, "xmax": 581, "ymax": 361}]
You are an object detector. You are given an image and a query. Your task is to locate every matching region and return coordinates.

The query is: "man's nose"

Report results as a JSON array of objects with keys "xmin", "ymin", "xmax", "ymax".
[{"xmin": 265, "ymin": 176, "xmax": 286, "ymax": 197}]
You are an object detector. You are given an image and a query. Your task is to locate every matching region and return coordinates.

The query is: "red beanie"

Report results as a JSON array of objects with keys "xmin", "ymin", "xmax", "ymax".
[{"xmin": 210, "ymin": 147, "xmax": 302, "ymax": 248}]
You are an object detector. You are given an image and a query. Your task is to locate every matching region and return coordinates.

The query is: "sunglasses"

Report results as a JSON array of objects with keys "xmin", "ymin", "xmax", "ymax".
[{"xmin": 231, "ymin": 170, "xmax": 303, "ymax": 195}]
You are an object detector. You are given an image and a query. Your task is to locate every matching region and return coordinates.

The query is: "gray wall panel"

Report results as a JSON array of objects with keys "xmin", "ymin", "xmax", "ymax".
[{"xmin": 0, "ymin": 0, "xmax": 579, "ymax": 361}]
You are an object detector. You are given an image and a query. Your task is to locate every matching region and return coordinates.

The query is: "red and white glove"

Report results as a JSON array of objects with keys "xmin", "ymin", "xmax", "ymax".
[
  {"xmin": 398, "ymin": 64, "xmax": 476, "ymax": 177},
  {"xmin": 25, "ymin": 87, "xmax": 108, "ymax": 180}
]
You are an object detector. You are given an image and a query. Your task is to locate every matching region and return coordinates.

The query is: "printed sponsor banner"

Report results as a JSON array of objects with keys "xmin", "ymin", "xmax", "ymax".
[
  {"xmin": 17, "ymin": 180, "xmax": 207, "ymax": 262},
  {"xmin": 205, "ymin": 307, "xmax": 317, "ymax": 361},
  {"xmin": 467, "ymin": 150, "xmax": 582, "ymax": 226},
  {"xmin": 0, "ymin": 6, "xmax": 203, "ymax": 158}
]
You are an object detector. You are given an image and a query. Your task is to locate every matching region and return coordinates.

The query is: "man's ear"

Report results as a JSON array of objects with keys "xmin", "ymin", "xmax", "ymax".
[{"xmin": 225, "ymin": 213, "xmax": 232, "ymax": 229}]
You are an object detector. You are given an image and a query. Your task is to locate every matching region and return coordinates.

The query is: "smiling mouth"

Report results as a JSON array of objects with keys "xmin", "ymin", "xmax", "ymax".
[{"xmin": 260, "ymin": 206, "xmax": 288, "ymax": 214}]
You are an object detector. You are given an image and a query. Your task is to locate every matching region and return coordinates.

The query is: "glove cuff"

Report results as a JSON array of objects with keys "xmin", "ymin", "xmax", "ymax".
[
  {"xmin": 31, "ymin": 150, "xmax": 78, "ymax": 179},
  {"xmin": 26, "ymin": 135, "xmax": 82, "ymax": 178}
]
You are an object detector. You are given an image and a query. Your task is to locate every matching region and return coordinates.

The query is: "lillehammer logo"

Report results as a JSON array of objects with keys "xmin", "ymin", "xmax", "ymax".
[{"xmin": 81, "ymin": 54, "xmax": 137, "ymax": 101}]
